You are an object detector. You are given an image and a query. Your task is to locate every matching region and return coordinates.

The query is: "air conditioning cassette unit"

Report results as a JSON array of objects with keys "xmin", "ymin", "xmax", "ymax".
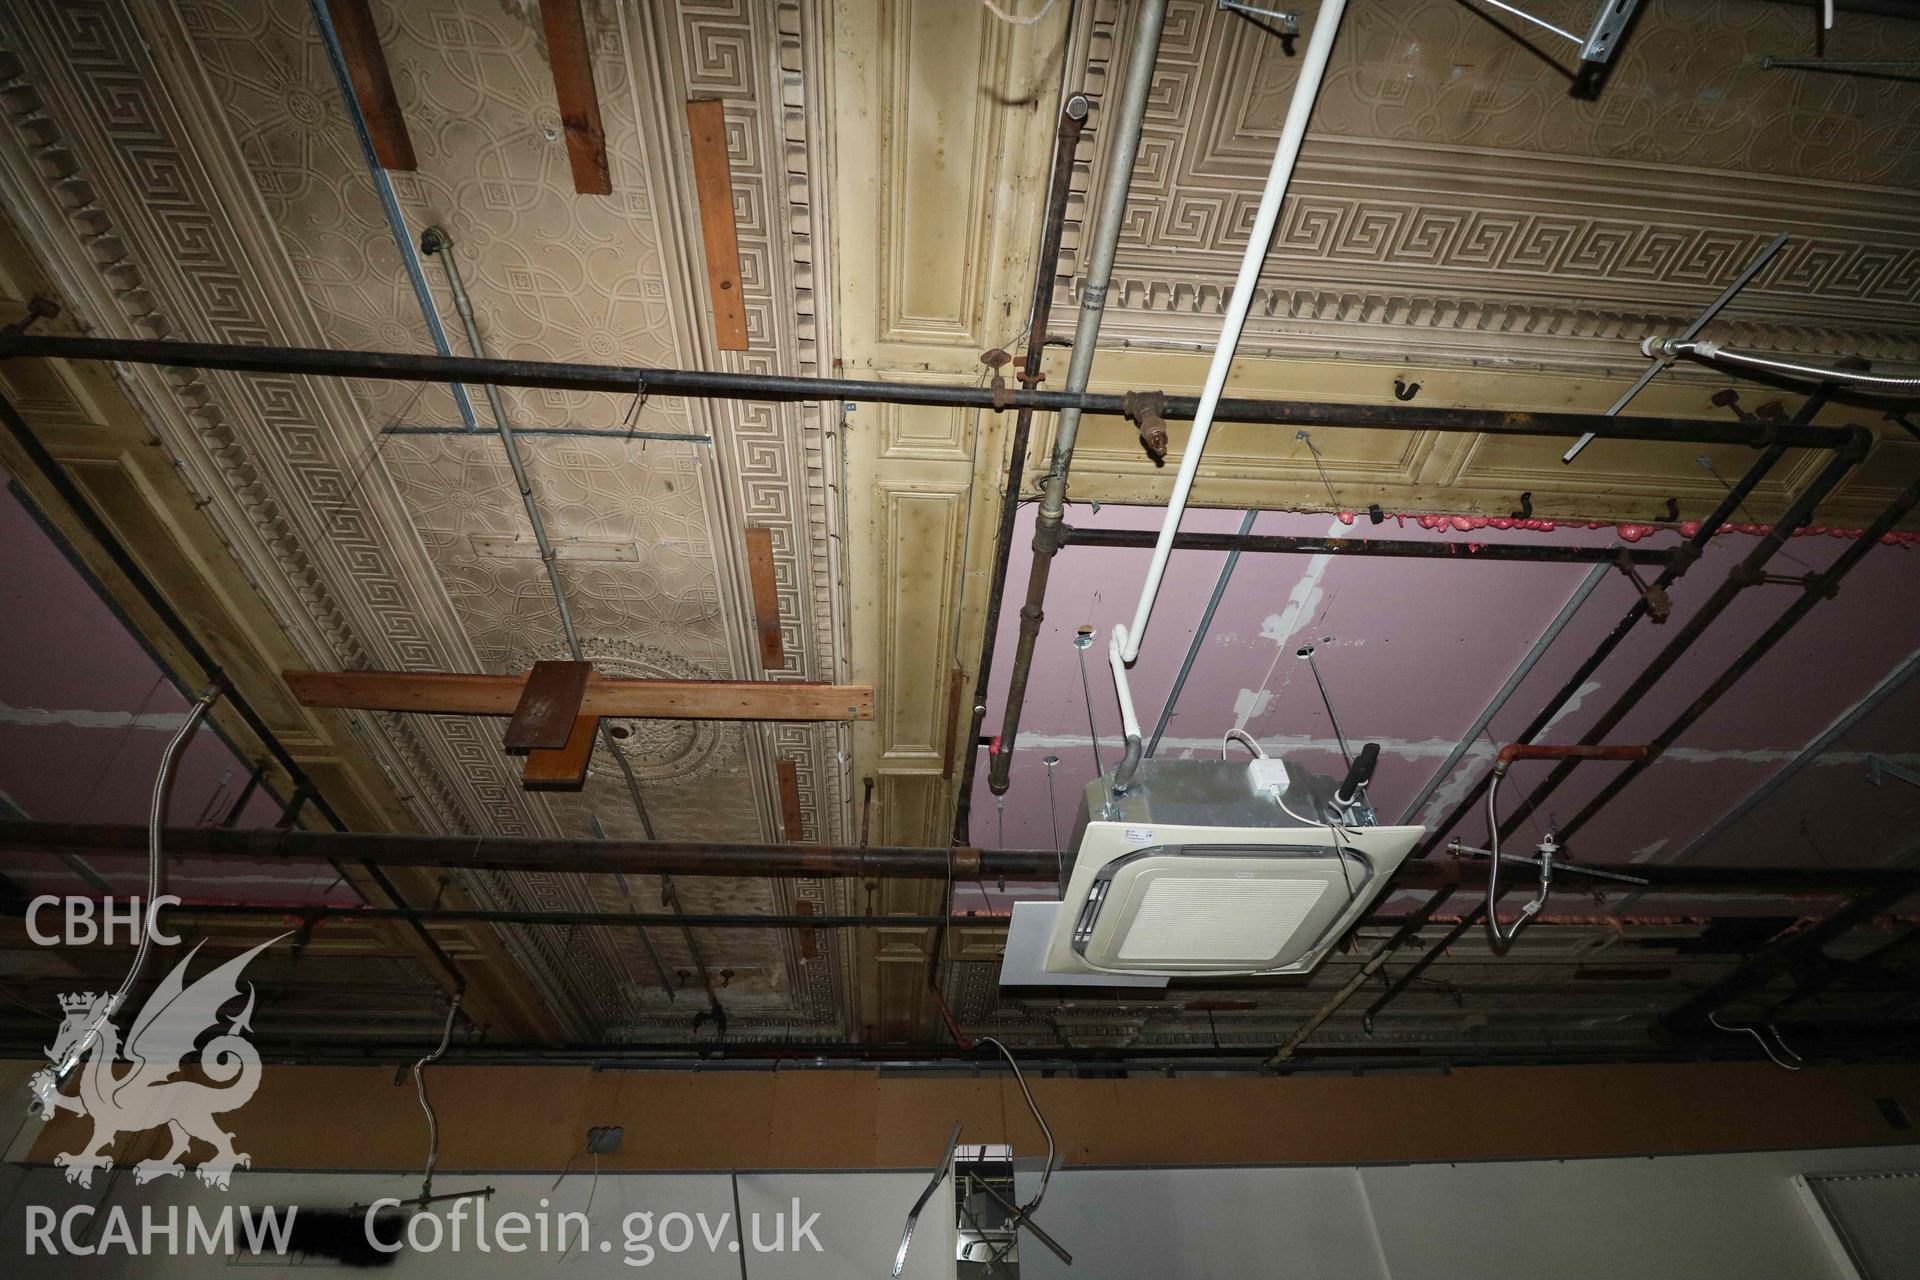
[{"xmin": 1040, "ymin": 757, "xmax": 1424, "ymax": 978}]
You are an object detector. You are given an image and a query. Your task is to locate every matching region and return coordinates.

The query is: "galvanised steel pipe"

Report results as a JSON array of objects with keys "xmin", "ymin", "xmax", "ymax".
[
  {"xmin": 987, "ymin": 0, "xmax": 1170, "ymax": 798},
  {"xmin": 420, "ymin": 225, "xmax": 718, "ymax": 1022},
  {"xmin": 0, "ymin": 334, "xmax": 1857, "ymax": 449}
]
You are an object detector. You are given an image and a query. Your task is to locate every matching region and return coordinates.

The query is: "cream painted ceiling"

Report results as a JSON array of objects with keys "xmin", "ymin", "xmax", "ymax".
[{"xmin": 0, "ymin": 0, "xmax": 1916, "ymax": 1052}]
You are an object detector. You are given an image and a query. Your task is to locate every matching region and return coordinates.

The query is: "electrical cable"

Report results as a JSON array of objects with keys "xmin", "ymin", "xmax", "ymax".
[
  {"xmin": 1708, "ymin": 1010, "xmax": 1804, "ymax": 1071},
  {"xmin": 415, "ymin": 991, "xmax": 462, "ymax": 1201},
  {"xmin": 976, "ymin": 1036, "xmax": 1055, "ymax": 1218},
  {"xmin": 38, "ymin": 688, "xmax": 219, "ymax": 1108},
  {"xmin": 1226, "ymin": 729, "xmax": 1362, "ymax": 901},
  {"xmin": 982, "ymin": 0, "xmax": 1057, "ymax": 24}
]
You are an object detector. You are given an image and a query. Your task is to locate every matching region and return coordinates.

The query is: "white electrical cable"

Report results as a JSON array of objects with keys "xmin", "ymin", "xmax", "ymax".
[
  {"xmin": 40, "ymin": 688, "xmax": 219, "ymax": 1105},
  {"xmin": 1645, "ymin": 337, "xmax": 1920, "ymax": 395},
  {"xmin": 982, "ymin": 0, "xmax": 1057, "ymax": 23},
  {"xmin": 1224, "ymin": 727, "xmax": 1360, "ymax": 883},
  {"xmin": 1709, "ymin": 1010, "xmax": 1804, "ymax": 1071},
  {"xmin": 1119, "ymin": 0, "xmax": 1349, "ymax": 663},
  {"xmin": 1222, "ymin": 727, "xmax": 1267, "ymax": 759}
]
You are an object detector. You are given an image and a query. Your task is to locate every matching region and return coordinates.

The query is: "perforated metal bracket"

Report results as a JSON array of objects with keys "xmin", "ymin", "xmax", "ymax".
[
  {"xmin": 1474, "ymin": 0, "xmax": 1641, "ymax": 65},
  {"xmin": 1578, "ymin": 0, "xmax": 1641, "ymax": 64}
]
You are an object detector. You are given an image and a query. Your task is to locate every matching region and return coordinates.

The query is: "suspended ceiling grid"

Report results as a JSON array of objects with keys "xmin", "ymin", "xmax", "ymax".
[{"xmin": 975, "ymin": 504, "xmax": 1920, "ymax": 869}]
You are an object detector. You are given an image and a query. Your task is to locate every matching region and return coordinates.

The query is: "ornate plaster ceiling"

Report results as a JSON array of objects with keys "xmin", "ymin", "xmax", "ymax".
[
  {"xmin": 0, "ymin": 0, "xmax": 853, "ymax": 1041},
  {"xmin": 0, "ymin": 0, "xmax": 1916, "ymax": 1058}
]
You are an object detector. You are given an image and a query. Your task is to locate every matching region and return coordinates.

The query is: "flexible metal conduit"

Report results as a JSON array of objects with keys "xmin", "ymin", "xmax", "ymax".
[
  {"xmin": 986, "ymin": 0, "xmax": 1168, "ymax": 797},
  {"xmin": 34, "ymin": 689, "xmax": 218, "ymax": 1108},
  {"xmin": 1649, "ymin": 337, "xmax": 1920, "ymax": 395}
]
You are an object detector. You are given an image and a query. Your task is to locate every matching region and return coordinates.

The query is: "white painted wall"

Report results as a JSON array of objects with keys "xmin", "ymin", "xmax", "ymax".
[
  {"xmin": 1, "ymin": 1143, "xmax": 1915, "ymax": 1277},
  {"xmin": 1016, "ymin": 1144, "xmax": 1920, "ymax": 1280}
]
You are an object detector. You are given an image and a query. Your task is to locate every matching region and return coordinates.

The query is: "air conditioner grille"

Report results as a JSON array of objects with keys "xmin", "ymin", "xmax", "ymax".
[{"xmin": 1116, "ymin": 876, "xmax": 1329, "ymax": 963}]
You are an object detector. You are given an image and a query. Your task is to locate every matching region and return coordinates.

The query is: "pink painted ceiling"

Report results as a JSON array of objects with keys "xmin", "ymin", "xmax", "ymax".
[
  {"xmin": 0, "ymin": 471, "xmax": 346, "ymax": 906},
  {"xmin": 971, "ymin": 498, "xmax": 1920, "ymax": 881}
]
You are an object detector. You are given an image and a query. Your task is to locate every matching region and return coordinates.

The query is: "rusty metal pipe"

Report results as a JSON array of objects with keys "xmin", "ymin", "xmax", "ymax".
[
  {"xmin": 1494, "ymin": 437, "xmax": 1867, "ymax": 840},
  {"xmin": 9, "ymin": 821, "xmax": 1918, "ymax": 894},
  {"xmin": 1408, "ymin": 435, "xmax": 1793, "ymax": 864},
  {"xmin": 1557, "ymin": 468, "xmax": 1920, "ymax": 840},
  {"xmin": 953, "ymin": 92, "xmax": 1089, "ymax": 843},
  {"xmin": 0, "ymin": 334, "xmax": 1858, "ymax": 450}
]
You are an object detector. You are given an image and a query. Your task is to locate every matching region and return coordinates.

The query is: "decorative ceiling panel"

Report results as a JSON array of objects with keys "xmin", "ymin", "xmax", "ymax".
[
  {"xmin": 1067, "ymin": 0, "xmax": 1920, "ymax": 372},
  {"xmin": 0, "ymin": 0, "xmax": 853, "ymax": 1039}
]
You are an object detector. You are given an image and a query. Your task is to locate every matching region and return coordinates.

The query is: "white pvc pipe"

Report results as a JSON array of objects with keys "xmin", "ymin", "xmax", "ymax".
[
  {"xmin": 1118, "ymin": 0, "xmax": 1348, "ymax": 664},
  {"xmin": 1109, "ymin": 625, "xmax": 1144, "ymax": 790},
  {"xmin": 1109, "ymin": 626, "xmax": 1143, "ymax": 742}
]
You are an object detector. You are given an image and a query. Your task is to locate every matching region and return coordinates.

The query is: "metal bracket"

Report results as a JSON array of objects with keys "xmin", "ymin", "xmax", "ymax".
[
  {"xmin": 619, "ymin": 378, "xmax": 649, "ymax": 439},
  {"xmin": 0, "ymin": 296, "xmax": 59, "ymax": 338},
  {"xmin": 1578, "ymin": 0, "xmax": 1641, "ymax": 63},
  {"xmin": 980, "ymin": 347, "xmax": 1014, "ymax": 411},
  {"xmin": 1564, "ymin": 229, "xmax": 1790, "ymax": 464},
  {"xmin": 1614, "ymin": 548, "xmax": 1673, "ymax": 621},
  {"xmin": 1217, "ymin": 0, "xmax": 1298, "ymax": 34},
  {"xmin": 1867, "ymin": 754, "xmax": 1920, "ymax": 790},
  {"xmin": 1473, "ymin": 0, "xmax": 1641, "ymax": 64}
]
